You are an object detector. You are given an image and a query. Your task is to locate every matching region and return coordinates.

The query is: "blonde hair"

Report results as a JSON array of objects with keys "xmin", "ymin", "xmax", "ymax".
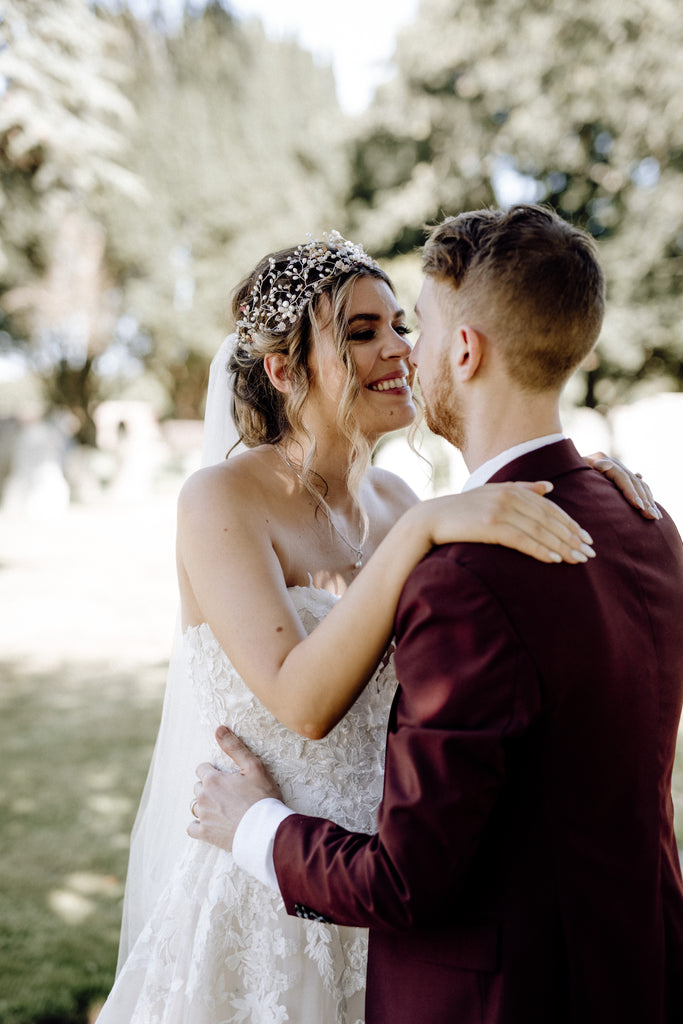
[{"xmin": 422, "ymin": 204, "xmax": 605, "ymax": 391}]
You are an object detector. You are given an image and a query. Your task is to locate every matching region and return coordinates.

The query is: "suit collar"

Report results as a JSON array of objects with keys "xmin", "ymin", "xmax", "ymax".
[
  {"xmin": 463, "ymin": 434, "xmax": 565, "ymax": 491},
  {"xmin": 487, "ymin": 438, "xmax": 588, "ymax": 484}
]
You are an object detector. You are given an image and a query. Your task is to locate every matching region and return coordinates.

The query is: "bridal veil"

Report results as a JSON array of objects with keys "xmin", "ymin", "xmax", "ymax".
[{"xmin": 117, "ymin": 335, "xmax": 243, "ymax": 969}]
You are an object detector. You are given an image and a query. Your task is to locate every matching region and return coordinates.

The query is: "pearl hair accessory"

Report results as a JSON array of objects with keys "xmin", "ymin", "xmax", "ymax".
[{"xmin": 236, "ymin": 230, "xmax": 379, "ymax": 347}]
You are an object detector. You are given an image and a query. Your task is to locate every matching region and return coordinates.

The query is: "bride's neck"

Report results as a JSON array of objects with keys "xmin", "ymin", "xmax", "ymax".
[{"xmin": 276, "ymin": 433, "xmax": 363, "ymax": 508}]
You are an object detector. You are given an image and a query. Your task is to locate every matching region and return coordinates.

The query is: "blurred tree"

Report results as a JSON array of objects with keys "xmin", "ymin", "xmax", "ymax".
[
  {"xmin": 349, "ymin": 0, "xmax": 683, "ymax": 408},
  {"xmin": 0, "ymin": 0, "xmax": 142, "ymax": 441},
  {"xmin": 92, "ymin": 0, "xmax": 347, "ymax": 420},
  {"xmin": 3, "ymin": 210, "xmax": 120, "ymax": 444},
  {"xmin": 0, "ymin": 0, "xmax": 348, "ymax": 437}
]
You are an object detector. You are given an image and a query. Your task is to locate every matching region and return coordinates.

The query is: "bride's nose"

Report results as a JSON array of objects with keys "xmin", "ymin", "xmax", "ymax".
[{"xmin": 381, "ymin": 328, "xmax": 412, "ymax": 359}]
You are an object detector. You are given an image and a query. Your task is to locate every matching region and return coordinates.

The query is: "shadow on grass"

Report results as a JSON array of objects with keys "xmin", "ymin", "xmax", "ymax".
[{"xmin": 0, "ymin": 658, "xmax": 166, "ymax": 1024}]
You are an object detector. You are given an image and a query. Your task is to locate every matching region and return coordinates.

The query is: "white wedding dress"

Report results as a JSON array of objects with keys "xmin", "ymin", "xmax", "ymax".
[{"xmin": 97, "ymin": 586, "xmax": 397, "ymax": 1024}]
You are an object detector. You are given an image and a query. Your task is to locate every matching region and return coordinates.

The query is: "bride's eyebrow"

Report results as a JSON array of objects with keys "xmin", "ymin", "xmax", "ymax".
[{"xmin": 348, "ymin": 309, "xmax": 406, "ymax": 324}]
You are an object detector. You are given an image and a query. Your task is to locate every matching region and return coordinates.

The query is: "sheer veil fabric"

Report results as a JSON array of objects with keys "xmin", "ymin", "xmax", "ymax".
[
  {"xmin": 117, "ymin": 335, "xmax": 243, "ymax": 970},
  {"xmin": 199, "ymin": 334, "xmax": 244, "ymax": 467}
]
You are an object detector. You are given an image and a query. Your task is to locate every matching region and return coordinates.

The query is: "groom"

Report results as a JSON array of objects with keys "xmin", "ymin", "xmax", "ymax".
[{"xmin": 189, "ymin": 205, "xmax": 683, "ymax": 1023}]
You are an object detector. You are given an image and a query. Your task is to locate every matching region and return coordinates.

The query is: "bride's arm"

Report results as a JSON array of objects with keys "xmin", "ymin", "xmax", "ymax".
[{"xmin": 177, "ymin": 465, "xmax": 591, "ymax": 739}]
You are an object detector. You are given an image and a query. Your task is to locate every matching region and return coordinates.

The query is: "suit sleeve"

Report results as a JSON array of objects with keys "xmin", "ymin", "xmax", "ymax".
[{"xmin": 274, "ymin": 552, "xmax": 543, "ymax": 930}]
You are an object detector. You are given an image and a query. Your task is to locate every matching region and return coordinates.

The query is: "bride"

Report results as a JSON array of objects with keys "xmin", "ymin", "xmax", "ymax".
[{"xmin": 97, "ymin": 233, "xmax": 648, "ymax": 1023}]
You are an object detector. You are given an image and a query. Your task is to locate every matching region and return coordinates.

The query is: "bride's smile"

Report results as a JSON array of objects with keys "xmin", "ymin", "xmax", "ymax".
[
  {"xmin": 306, "ymin": 275, "xmax": 417, "ymax": 446},
  {"xmin": 366, "ymin": 373, "xmax": 411, "ymax": 392}
]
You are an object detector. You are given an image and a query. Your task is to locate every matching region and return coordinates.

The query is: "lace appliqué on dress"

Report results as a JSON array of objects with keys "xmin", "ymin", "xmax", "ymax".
[{"xmin": 99, "ymin": 587, "xmax": 396, "ymax": 1024}]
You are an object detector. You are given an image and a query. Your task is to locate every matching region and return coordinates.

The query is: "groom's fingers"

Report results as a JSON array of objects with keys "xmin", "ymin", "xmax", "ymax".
[
  {"xmin": 196, "ymin": 760, "xmax": 220, "ymax": 782},
  {"xmin": 214, "ymin": 725, "xmax": 256, "ymax": 772}
]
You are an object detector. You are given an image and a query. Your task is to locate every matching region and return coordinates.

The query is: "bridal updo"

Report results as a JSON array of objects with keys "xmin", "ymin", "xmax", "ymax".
[{"xmin": 227, "ymin": 236, "xmax": 393, "ymax": 502}]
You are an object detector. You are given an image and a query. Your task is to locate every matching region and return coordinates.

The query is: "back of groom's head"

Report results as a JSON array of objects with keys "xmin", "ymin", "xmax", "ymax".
[{"xmin": 422, "ymin": 204, "xmax": 605, "ymax": 392}]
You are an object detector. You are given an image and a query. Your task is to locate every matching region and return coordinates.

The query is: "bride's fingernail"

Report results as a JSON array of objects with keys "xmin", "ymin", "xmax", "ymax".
[
  {"xmin": 580, "ymin": 529, "xmax": 593, "ymax": 544},
  {"xmin": 581, "ymin": 544, "xmax": 596, "ymax": 558},
  {"xmin": 550, "ymin": 552, "xmax": 562, "ymax": 563}
]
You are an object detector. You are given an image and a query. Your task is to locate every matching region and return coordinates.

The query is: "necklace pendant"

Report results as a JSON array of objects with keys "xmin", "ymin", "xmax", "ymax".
[{"xmin": 354, "ymin": 555, "xmax": 363, "ymax": 569}]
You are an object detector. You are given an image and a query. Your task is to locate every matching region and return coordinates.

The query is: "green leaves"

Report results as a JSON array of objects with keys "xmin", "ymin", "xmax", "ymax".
[
  {"xmin": 0, "ymin": 3, "xmax": 347, "ymax": 425},
  {"xmin": 349, "ymin": 0, "xmax": 683, "ymax": 405}
]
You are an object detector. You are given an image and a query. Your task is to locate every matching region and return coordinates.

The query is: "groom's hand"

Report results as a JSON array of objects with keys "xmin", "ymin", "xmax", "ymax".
[{"xmin": 187, "ymin": 726, "xmax": 283, "ymax": 851}]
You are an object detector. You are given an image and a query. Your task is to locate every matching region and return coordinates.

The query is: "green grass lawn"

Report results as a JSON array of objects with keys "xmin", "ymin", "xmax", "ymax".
[
  {"xmin": 0, "ymin": 658, "xmax": 166, "ymax": 1024},
  {"xmin": 1, "ymin": 655, "xmax": 682, "ymax": 1024}
]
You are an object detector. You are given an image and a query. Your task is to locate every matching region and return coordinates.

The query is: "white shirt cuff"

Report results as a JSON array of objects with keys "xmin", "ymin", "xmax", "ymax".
[{"xmin": 232, "ymin": 797, "xmax": 295, "ymax": 892}]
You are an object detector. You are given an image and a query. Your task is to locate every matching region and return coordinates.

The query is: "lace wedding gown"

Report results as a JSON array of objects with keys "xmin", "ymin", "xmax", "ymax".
[{"xmin": 97, "ymin": 586, "xmax": 397, "ymax": 1024}]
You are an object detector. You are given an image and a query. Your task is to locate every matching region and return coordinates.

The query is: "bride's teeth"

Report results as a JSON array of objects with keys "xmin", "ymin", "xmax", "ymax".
[{"xmin": 371, "ymin": 377, "xmax": 406, "ymax": 391}]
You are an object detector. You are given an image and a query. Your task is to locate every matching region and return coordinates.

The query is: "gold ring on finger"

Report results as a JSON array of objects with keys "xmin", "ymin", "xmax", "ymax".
[{"xmin": 190, "ymin": 799, "xmax": 200, "ymax": 820}]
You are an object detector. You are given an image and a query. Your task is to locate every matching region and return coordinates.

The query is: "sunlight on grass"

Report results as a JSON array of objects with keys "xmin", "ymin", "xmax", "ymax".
[
  {"xmin": 0, "ymin": 658, "xmax": 166, "ymax": 1024},
  {"xmin": 48, "ymin": 889, "xmax": 98, "ymax": 926},
  {"xmin": 1, "ymin": 655, "xmax": 681, "ymax": 1023},
  {"xmin": 49, "ymin": 873, "xmax": 124, "ymax": 926}
]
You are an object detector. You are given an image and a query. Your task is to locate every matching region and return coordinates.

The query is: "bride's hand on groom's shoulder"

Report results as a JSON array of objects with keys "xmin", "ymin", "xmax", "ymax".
[
  {"xmin": 584, "ymin": 451, "xmax": 660, "ymax": 519},
  {"xmin": 424, "ymin": 481, "xmax": 596, "ymax": 565},
  {"xmin": 187, "ymin": 728, "xmax": 283, "ymax": 852}
]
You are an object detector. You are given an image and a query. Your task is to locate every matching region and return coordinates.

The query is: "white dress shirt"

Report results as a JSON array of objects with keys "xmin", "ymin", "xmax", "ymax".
[
  {"xmin": 232, "ymin": 433, "xmax": 567, "ymax": 892},
  {"xmin": 461, "ymin": 433, "xmax": 565, "ymax": 492}
]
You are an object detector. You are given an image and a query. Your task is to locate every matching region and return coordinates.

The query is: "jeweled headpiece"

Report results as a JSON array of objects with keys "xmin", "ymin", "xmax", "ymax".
[{"xmin": 235, "ymin": 230, "xmax": 379, "ymax": 346}]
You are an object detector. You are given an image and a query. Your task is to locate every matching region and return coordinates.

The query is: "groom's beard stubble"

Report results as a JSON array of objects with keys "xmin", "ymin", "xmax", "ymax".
[{"xmin": 422, "ymin": 349, "xmax": 467, "ymax": 452}]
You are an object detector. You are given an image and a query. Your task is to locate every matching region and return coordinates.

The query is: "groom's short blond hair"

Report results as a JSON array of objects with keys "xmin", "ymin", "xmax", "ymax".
[{"xmin": 422, "ymin": 204, "xmax": 605, "ymax": 392}]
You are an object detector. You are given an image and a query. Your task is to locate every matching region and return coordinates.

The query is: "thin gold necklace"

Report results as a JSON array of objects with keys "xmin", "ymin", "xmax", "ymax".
[{"xmin": 273, "ymin": 443, "xmax": 364, "ymax": 569}]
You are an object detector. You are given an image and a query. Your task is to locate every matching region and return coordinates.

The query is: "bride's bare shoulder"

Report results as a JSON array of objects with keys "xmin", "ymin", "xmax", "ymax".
[
  {"xmin": 365, "ymin": 465, "xmax": 420, "ymax": 516},
  {"xmin": 178, "ymin": 447, "xmax": 278, "ymax": 518}
]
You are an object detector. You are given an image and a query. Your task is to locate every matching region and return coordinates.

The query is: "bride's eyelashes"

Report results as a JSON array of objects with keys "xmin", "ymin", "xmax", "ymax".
[{"xmin": 348, "ymin": 323, "xmax": 413, "ymax": 342}]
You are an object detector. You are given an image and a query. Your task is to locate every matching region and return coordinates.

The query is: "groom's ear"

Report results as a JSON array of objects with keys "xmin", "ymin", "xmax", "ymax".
[
  {"xmin": 263, "ymin": 353, "xmax": 292, "ymax": 393},
  {"xmin": 453, "ymin": 324, "xmax": 484, "ymax": 382}
]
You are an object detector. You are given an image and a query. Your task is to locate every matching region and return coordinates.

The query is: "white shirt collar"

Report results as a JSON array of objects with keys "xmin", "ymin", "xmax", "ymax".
[{"xmin": 462, "ymin": 433, "xmax": 566, "ymax": 492}]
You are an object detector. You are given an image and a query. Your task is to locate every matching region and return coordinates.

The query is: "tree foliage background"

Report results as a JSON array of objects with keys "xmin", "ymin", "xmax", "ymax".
[
  {"xmin": 0, "ymin": 0, "xmax": 346, "ymax": 440},
  {"xmin": 0, "ymin": 0, "xmax": 681, "ymax": 444},
  {"xmin": 348, "ymin": 0, "xmax": 683, "ymax": 411}
]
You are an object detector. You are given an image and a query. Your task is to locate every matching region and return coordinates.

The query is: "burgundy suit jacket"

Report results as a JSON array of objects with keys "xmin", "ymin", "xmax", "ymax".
[{"xmin": 274, "ymin": 440, "xmax": 683, "ymax": 1023}]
